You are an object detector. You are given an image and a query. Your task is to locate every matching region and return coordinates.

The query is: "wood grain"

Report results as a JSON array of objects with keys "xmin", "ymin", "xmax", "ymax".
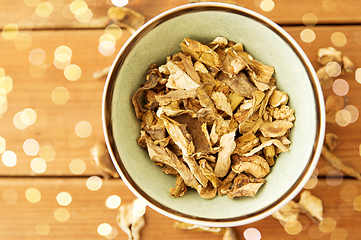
[
  {"xmin": 0, "ymin": 178, "xmax": 360, "ymax": 240},
  {"xmin": 1, "ymin": 0, "xmax": 361, "ymax": 30}
]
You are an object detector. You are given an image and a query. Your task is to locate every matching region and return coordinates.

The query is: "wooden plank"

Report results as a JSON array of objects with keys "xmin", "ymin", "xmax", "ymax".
[
  {"xmin": 1, "ymin": 0, "xmax": 361, "ymax": 30},
  {"xmin": 1, "ymin": 178, "xmax": 361, "ymax": 239},
  {"xmin": 1, "ymin": 26, "xmax": 361, "ymax": 177},
  {"xmin": 0, "ymin": 29, "xmax": 132, "ymax": 176},
  {"xmin": 284, "ymin": 25, "xmax": 361, "ymax": 176}
]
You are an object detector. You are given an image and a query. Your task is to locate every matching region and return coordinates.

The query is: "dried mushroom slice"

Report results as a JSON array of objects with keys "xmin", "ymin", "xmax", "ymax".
[
  {"xmin": 166, "ymin": 60, "xmax": 200, "ymax": 90},
  {"xmin": 117, "ymin": 200, "xmax": 146, "ymax": 240},
  {"xmin": 180, "ymin": 53, "xmax": 201, "ymax": 84},
  {"xmin": 199, "ymin": 159, "xmax": 220, "ymax": 188},
  {"xmin": 321, "ymin": 146, "xmax": 361, "ymax": 180},
  {"xmin": 243, "ymin": 139, "xmax": 289, "ymax": 157},
  {"xmin": 342, "ymin": 56, "xmax": 354, "ymax": 73},
  {"xmin": 197, "ymin": 181, "xmax": 218, "ymax": 199},
  {"xmin": 259, "ymin": 120, "xmax": 293, "ymax": 138},
  {"xmin": 108, "ymin": 7, "xmax": 145, "ymax": 33},
  {"xmin": 237, "ymin": 51, "xmax": 274, "ymax": 91},
  {"xmin": 145, "ymin": 135, "xmax": 199, "ymax": 188},
  {"xmin": 155, "ymin": 88, "xmax": 197, "ymax": 106},
  {"xmin": 132, "ymin": 69, "xmax": 162, "ymax": 119},
  {"xmin": 222, "ymin": 48, "xmax": 247, "ymax": 75},
  {"xmin": 272, "ymin": 200, "xmax": 300, "ymax": 223},
  {"xmin": 227, "ymin": 173, "xmax": 266, "ymax": 199},
  {"xmin": 325, "ymin": 95, "xmax": 348, "ymax": 124},
  {"xmin": 231, "ymin": 154, "xmax": 270, "ymax": 178},
  {"xmin": 299, "ymin": 190, "xmax": 324, "ymax": 224},
  {"xmin": 269, "ymin": 90, "xmax": 289, "ymax": 107},
  {"xmin": 317, "ymin": 47, "xmax": 342, "ymax": 65},
  {"xmin": 324, "ymin": 132, "xmax": 340, "ymax": 151},
  {"xmin": 214, "ymin": 131, "xmax": 237, "ymax": 178},
  {"xmin": 211, "ymin": 91, "xmax": 233, "ymax": 116},
  {"xmin": 173, "ymin": 221, "xmax": 225, "ymax": 234},
  {"xmin": 218, "ymin": 170, "xmax": 237, "ymax": 196},
  {"xmin": 217, "ymin": 71, "xmax": 256, "ymax": 98},
  {"xmin": 233, "ymin": 131, "xmax": 260, "ymax": 156},
  {"xmin": 180, "ymin": 38, "xmax": 221, "ymax": 70},
  {"xmin": 89, "ymin": 142, "xmax": 119, "ymax": 179},
  {"xmin": 170, "ymin": 175, "xmax": 188, "ymax": 197}
]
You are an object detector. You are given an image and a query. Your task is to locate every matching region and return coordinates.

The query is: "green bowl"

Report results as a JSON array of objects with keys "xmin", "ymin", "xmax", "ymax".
[{"xmin": 102, "ymin": 2, "xmax": 325, "ymax": 227}]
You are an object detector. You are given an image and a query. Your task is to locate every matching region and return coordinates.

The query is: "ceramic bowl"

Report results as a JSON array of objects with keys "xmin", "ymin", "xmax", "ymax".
[{"xmin": 102, "ymin": 3, "xmax": 325, "ymax": 227}]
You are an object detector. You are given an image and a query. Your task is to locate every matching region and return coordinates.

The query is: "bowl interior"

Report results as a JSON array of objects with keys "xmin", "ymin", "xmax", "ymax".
[{"xmin": 104, "ymin": 4, "xmax": 322, "ymax": 225}]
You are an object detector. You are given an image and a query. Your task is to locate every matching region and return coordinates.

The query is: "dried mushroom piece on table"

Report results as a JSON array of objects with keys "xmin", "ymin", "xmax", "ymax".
[
  {"xmin": 117, "ymin": 200, "xmax": 146, "ymax": 240},
  {"xmin": 90, "ymin": 142, "xmax": 119, "ymax": 178},
  {"xmin": 132, "ymin": 37, "xmax": 295, "ymax": 199},
  {"xmin": 272, "ymin": 190, "xmax": 324, "ymax": 225}
]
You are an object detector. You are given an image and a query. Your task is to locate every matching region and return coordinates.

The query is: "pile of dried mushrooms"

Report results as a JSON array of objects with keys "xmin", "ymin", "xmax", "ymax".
[{"xmin": 132, "ymin": 37, "xmax": 295, "ymax": 199}]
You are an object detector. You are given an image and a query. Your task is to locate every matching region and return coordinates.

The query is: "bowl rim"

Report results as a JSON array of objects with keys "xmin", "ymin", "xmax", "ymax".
[{"xmin": 102, "ymin": 2, "xmax": 326, "ymax": 227}]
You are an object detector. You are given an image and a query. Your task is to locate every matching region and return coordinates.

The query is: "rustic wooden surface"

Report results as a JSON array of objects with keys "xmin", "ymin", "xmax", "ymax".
[{"xmin": 1, "ymin": 0, "xmax": 361, "ymax": 239}]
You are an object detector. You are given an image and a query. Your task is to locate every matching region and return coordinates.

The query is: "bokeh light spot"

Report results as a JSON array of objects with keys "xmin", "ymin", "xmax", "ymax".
[
  {"xmin": 353, "ymin": 195, "xmax": 361, "ymax": 211},
  {"xmin": 304, "ymin": 173, "xmax": 318, "ymax": 189},
  {"xmin": 75, "ymin": 7, "xmax": 93, "ymax": 23},
  {"xmin": 35, "ymin": 2, "xmax": 54, "ymax": 18},
  {"xmin": 99, "ymin": 41, "xmax": 116, "ymax": 56},
  {"xmin": 355, "ymin": 68, "xmax": 361, "ymax": 84},
  {"xmin": 300, "ymin": 29, "xmax": 316, "ymax": 43},
  {"xmin": 0, "ymin": 136, "xmax": 5, "ymax": 153},
  {"xmin": 331, "ymin": 32, "xmax": 347, "ymax": 47},
  {"xmin": 23, "ymin": 138, "xmax": 40, "ymax": 156},
  {"xmin": 111, "ymin": 0, "xmax": 129, "ymax": 7},
  {"xmin": 2, "ymin": 189, "xmax": 18, "ymax": 204},
  {"xmin": 335, "ymin": 109, "xmax": 352, "ymax": 127},
  {"xmin": 64, "ymin": 64, "xmax": 81, "ymax": 81},
  {"xmin": 2, "ymin": 150, "xmax": 17, "ymax": 167},
  {"xmin": 0, "ymin": 96, "xmax": 7, "ymax": 115},
  {"xmin": 68, "ymin": 132, "xmax": 85, "ymax": 148},
  {"xmin": 260, "ymin": 0, "xmax": 275, "ymax": 12},
  {"xmin": 308, "ymin": 224, "xmax": 325, "ymax": 239},
  {"xmin": 21, "ymin": 108, "xmax": 37, "ymax": 125},
  {"xmin": 56, "ymin": 192, "xmax": 72, "ymax": 206},
  {"xmin": 105, "ymin": 24, "xmax": 123, "ymax": 40},
  {"xmin": 284, "ymin": 220, "xmax": 302, "ymax": 235},
  {"xmin": 133, "ymin": 198, "xmax": 147, "ymax": 217},
  {"xmin": 30, "ymin": 64, "xmax": 47, "ymax": 78},
  {"xmin": 39, "ymin": 145, "xmax": 56, "ymax": 162},
  {"xmin": 29, "ymin": 48, "xmax": 46, "ymax": 65},
  {"xmin": 98, "ymin": 223, "xmax": 112, "ymax": 237},
  {"xmin": 75, "ymin": 121, "xmax": 92, "ymax": 138},
  {"xmin": 344, "ymin": 105, "xmax": 359, "ymax": 123},
  {"xmin": 69, "ymin": 158, "xmax": 86, "ymax": 174},
  {"xmin": 325, "ymin": 62, "xmax": 341, "ymax": 77},
  {"xmin": 105, "ymin": 227, "xmax": 118, "ymax": 240},
  {"xmin": 332, "ymin": 79, "xmax": 349, "ymax": 96},
  {"xmin": 70, "ymin": 0, "xmax": 88, "ymax": 14},
  {"xmin": 319, "ymin": 217, "xmax": 337, "ymax": 233},
  {"xmin": 31, "ymin": 157, "xmax": 47, "ymax": 173},
  {"xmin": 326, "ymin": 169, "xmax": 343, "ymax": 186},
  {"xmin": 36, "ymin": 223, "xmax": 50, "ymax": 236},
  {"xmin": 105, "ymin": 195, "xmax": 121, "ymax": 209},
  {"xmin": 13, "ymin": 112, "xmax": 28, "ymax": 130},
  {"xmin": 302, "ymin": 13, "xmax": 318, "ymax": 26},
  {"xmin": 330, "ymin": 228, "xmax": 348, "ymax": 240},
  {"xmin": 322, "ymin": 0, "xmax": 337, "ymax": 12},
  {"xmin": 100, "ymin": 34, "xmax": 116, "ymax": 45},
  {"xmin": 51, "ymin": 87, "xmax": 70, "ymax": 105},
  {"xmin": 0, "ymin": 76, "xmax": 13, "ymax": 93},
  {"xmin": 54, "ymin": 208, "xmax": 70, "ymax": 222},
  {"xmin": 25, "ymin": 188, "xmax": 41, "ymax": 203},
  {"xmin": 244, "ymin": 228, "xmax": 261, "ymax": 240},
  {"xmin": 86, "ymin": 176, "xmax": 102, "ymax": 191},
  {"xmin": 48, "ymin": 0, "xmax": 65, "ymax": 11},
  {"xmin": 338, "ymin": 200, "xmax": 355, "ymax": 216},
  {"xmin": 2, "ymin": 23, "xmax": 19, "ymax": 40},
  {"xmin": 340, "ymin": 184, "xmax": 358, "ymax": 201},
  {"xmin": 24, "ymin": 0, "xmax": 41, "ymax": 7},
  {"xmin": 14, "ymin": 33, "xmax": 32, "ymax": 50}
]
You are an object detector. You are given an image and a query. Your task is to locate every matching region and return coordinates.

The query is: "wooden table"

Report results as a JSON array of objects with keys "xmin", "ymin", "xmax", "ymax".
[{"xmin": 1, "ymin": 0, "xmax": 361, "ymax": 239}]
